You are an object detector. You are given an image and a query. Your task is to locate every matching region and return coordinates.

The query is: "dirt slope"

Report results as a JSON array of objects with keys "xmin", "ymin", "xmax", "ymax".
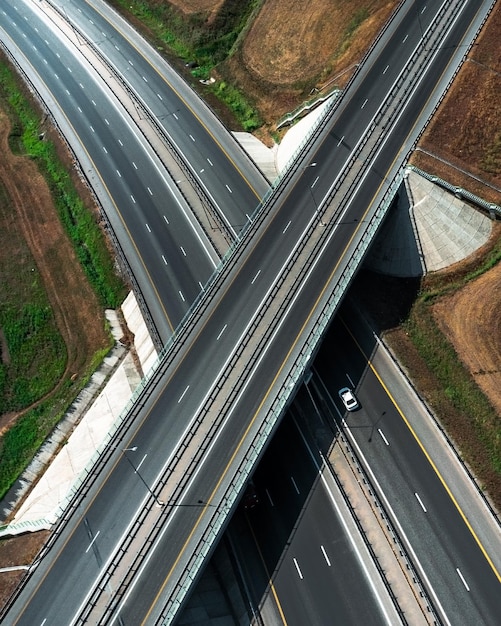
[{"xmin": 0, "ymin": 112, "xmax": 109, "ymax": 434}]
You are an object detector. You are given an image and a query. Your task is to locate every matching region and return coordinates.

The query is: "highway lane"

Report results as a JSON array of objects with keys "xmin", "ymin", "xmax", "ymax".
[
  {"xmin": 311, "ymin": 302, "xmax": 501, "ymax": 625},
  {"xmin": 1, "ymin": 0, "xmax": 221, "ymax": 337},
  {"xmin": 3, "ymin": 0, "xmax": 499, "ymax": 624},
  {"xmin": 101, "ymin": 3, "xmax": 501, "ymax": 622},
  {"xmin": 0, "ymin": 0, "xmax": 264, "ymax": 339},
  {"xmin": 240, "ymin": 408, "xmax": 397, "ymax": 625},
  {"xmin": 43, "ymin": 0, "xmax": 268, "ymax": 236}
]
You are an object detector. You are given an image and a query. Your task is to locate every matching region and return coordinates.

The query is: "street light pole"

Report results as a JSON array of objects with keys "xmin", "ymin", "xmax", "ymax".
[
  {"xmin": 120, "ymin": 447, "xmax": 164, "ymax": 507},
  {"xmin": 105, "ymin": 444, "xmax": 217, "ymax": 509}
]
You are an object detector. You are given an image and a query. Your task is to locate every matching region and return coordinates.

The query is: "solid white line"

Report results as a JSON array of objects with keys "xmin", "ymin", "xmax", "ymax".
[
  {"xmin": 85, "ymin": 531, "xmax": 100, "ymax": 554},
  {"xmin": 251, "ymin": 270, "xmax": 261, "ymax": 285},
  {"xmin": 293, "ymin": 558, "xmax": 303, "ymax": 580},
  {"xmin": 216, "ymin": 324, "xmax": 227, "ymax": 341},
  {"xmin": 294, "ymin": 414, "xmax": 399, "ymax": 625},
  {"xmin": 456, "ymin": 568, "xmax": 470, "ymax": 591},
  {"xmin": 321, "ymin": 545, "xmax": 331, "ymax": 567},
  {"xmin": 378, "ymin": 428, "xmax": 389, "ymax": 446},
  {"xmin": 291, "ymin": 476, "xmax": 300, "ymax": 494},
  {"xmin": 178, "ymin": 386, "xmax": 190, "ymax": 403},
  {"xmin": 415, "ymin": 492, "xmax": 427, "ymax": 513}
]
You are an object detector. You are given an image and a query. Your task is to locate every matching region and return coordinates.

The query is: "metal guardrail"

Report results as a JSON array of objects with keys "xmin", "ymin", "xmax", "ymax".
[
  {"xmin": 408, "ymin": 165, "xmax": 501, "ymax": 216},
  {"xmin": 1, "ymin": 0, "xmax": 497, "ymax": 621}
]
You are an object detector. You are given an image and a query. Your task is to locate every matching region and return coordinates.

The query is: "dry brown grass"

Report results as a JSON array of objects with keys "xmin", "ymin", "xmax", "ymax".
[
  {"xmin": 0, "ymin": 531, "xmax": 50, "ymax": 608},
  {"xmin": 433, "ymin": 262, "xmax": 501, "ymax": 416},
  {"xmin": 165, "ymin": 0, "xmax": 223, "ymax": 15},
  {"xmin": 220, "ymin": 0, "xmax": 397, "ymax": 129},
  {"xmin": 411, "ymin": 6, "xmax": 501, "ymax": 204}
]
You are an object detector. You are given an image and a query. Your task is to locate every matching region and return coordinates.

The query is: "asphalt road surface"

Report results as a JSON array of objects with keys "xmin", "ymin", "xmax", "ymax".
[{"xmin": 1, "ymin": 0, "xmax": 499, "ymax": 624}]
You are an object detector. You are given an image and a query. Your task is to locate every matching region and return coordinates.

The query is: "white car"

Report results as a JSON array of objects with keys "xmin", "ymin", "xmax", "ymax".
[{"xmin": 338, "ymin": 387, "xmax": 359, "ymax": 411}]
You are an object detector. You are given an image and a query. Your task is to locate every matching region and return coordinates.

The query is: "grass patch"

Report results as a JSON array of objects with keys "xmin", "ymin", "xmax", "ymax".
[
  {"xmin": 404, "ymin": 301, "xmax": 501, "ymax": 475},
  {"xmin": 109, "ymin": 0, "xmax": 262, "ymax": 130},
  {"xmin": 0, "ymin": 343, "xmax": 111, "ymax": 501},
  {"xmin": 481, "ymin": 131, "xmax": 501, "ymax": 175},
  {"xmin": 212, "ymin": 81, "xmax": 261, "ymax": 131},
  {"xmin": 0, "ymin": 59, "xmax": 122, "ymax": 500},
  {"xmin": 0, "ymin": 300, "xmax": 66, "ymax": 413},
  {"xmin": 399, "ymin": 238, "xmax": 501, "ymax": 492},
  {"xmin": 0, "ymin": 63, "xmax": 126, "ymax": 309},
  {"xmin": 339, "ymin": 7, "xmax": 370, "ymax": 55}
]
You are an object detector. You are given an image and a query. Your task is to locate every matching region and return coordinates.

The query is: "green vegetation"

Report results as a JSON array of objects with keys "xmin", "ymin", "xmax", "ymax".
[
  {"xmin": 0, "ymin": 60, "xmax": 123, "ymax": 500},
  {"xmin": 0, "ymin": 63, "xmax": 125, "ymax": 309},
  {"xmin": 110, "ymin": 0, "xmax": 262, "ymax": 130},
  {"xmin": 0, "ymin": 344, "xmax": 112, "ymax": 501},
  {"xmin": 339, "ymin": 7, "xmax": 369, "ymax": 55},
  {"xmin": 403, "ymin": 240, "xmax": 501, "ymax": 480},
  {"xmin": 481, "ymin": 131, "xmax": 501, "ymax": 175},
  {"xmin": 213, "ymin": 81, "xmax": 261, "ymax": 131},
  {"xmin": 0, "ymin": 299, "xmax": 66, "ymax": 413}
]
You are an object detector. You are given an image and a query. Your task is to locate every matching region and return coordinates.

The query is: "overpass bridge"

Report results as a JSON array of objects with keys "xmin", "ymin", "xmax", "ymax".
[{"xmin": 2, "ymin": 0, "xmax": 496, "ymax": 624}]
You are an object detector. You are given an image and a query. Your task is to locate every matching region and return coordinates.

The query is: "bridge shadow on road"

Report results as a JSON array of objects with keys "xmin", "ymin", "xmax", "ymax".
[{"xmin": 176, "ymin": 270, "xmax": 420, "ymax": 625}]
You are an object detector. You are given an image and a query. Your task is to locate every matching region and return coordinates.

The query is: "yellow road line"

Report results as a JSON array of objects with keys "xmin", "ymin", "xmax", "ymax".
[{"xmin": 343, "ymin": 317, "xmax": 501, "ymax": 585}]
